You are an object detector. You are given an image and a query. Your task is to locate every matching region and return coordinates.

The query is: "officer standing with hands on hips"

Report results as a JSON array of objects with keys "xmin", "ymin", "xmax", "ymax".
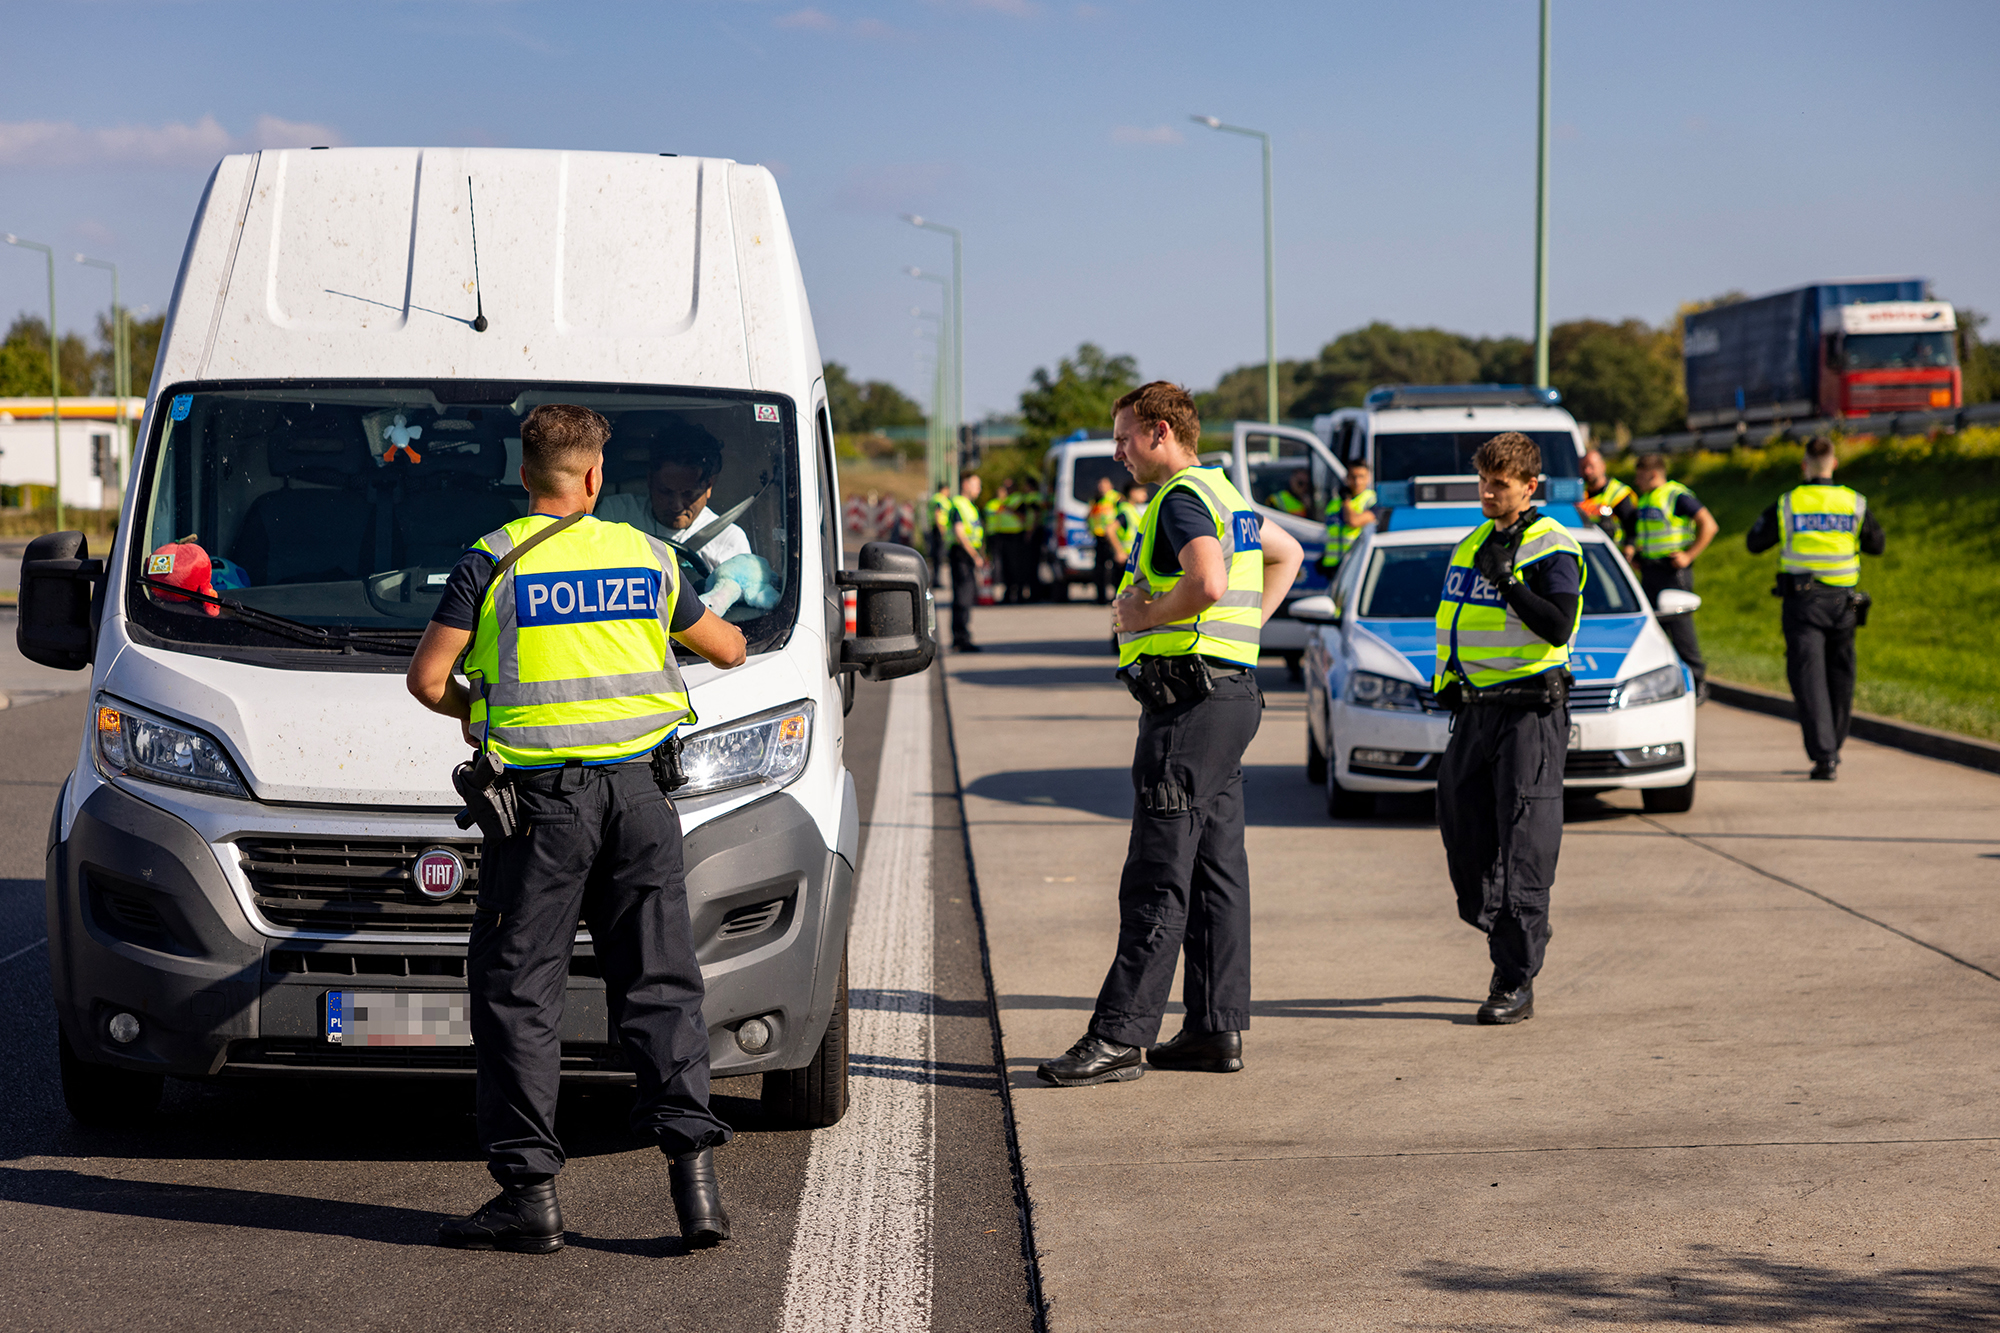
[
  {"xmin": 1038, "ymin": 382, "xmax": 1302, "ymax": 1086},
  {"xmin": 1434, "ymin": 432, "xmax": 1586, "ymax": 1025},
  {"xmin": 1745, "ymin": 436, "xmax": 1885, "ymax": 780},
  {"xmin": 406, "ymin": 404, "xmax": 748, "ymax": 1253},
  {"xmin": 1630, "ymin": 453, "xmax": 1718, "ymax": 697}
]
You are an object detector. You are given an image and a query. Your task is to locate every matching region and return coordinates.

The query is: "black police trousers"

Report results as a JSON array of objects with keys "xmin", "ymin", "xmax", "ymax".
[
  {"xmin": 1093, "ymin": 538, "xmax": 1120, "ymax": 604},
  {"xmin": 1091, "ymin": 670, "xmax": 1262, "ymax": 1048},
  {"xmin": 948, "ymin": 546, "xmax": 978, "ymax": 647},
  {"xmin": 468, "ymin": 760, "xmax": 731, "ymax": 1184},
  {"xmin": 1640, "ymin": 561, "xmax": 1706, "ymax": 685},
  {"xmin": 1783, "ymin": 584, "xmax": 1859, "ymax": 763},
  {"xmin": 1436, "ymin": 701, "xmax": 1568, "ymax": 992}
]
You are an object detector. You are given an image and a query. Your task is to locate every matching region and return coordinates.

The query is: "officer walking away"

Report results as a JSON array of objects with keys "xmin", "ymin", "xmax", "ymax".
[
  {"xmin": 1038, "ymin": 382, "xmax": 1303, "ymax": 1087},
  {"xmin": 1319, "ymin": 462, "xmax": 1377, "ymax": 577},
  {"xmin": 1630, "ymin": 453, "xmax": 1718, "ymax": 697},
  {"xmin": 1088, "ymin": 476, "xmax": 1123, "ymax": 604},
  {"xmin": 948, "ymin": 474, "xmax": 986, "ymax": 652},
  {"xmin": 1434, "ymin": 432, "xmax": 1586, "ymax": 1026},
  {"xmin": 406, "ymin": 404, "xmax": 748, "ymax": 1253},
  {"xmin": 1576, "ymin": 448, "xmax": 1637, "ymax": 546},
  {"xmin": 927, "ymin": 482, "xmax": 952, "ymax": 589},
  {"xmin": 1745, "ymin": 437, "xmax": 1885, "ymax": 780}
]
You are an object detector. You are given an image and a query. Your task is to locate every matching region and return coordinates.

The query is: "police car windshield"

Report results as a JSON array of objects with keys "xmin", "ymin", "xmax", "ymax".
[
  {"xmin": 1357, "ymin": 540, "xmax": 1640, "ymax": 618},
  {"xmin": 1370, "ymin": 431, "xmax": 1579, "ymax": 482},
  {"xmin": 128, "ymin": 381, "xmax": 800, "ymax": 666}
]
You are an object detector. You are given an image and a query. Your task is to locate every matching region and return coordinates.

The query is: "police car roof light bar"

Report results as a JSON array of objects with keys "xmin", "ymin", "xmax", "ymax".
[{"xmin": 1365, "ymin": 384, "xmax": 1563, "ymax": 410}]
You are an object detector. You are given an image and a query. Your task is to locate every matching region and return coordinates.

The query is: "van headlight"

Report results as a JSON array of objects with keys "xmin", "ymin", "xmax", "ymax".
[
  {"xmin": 94, "ymin": 697, "xmax": 246, "ymax": 797},
  {"xmin": 677, "ymin": 700, "xmax": 814, "ymax": 797},
  {"xmin": 1612, "ymin": 664, "xmax": 1686, "ymax": 709},
  {"xmin": 1347, "ymin": 671, "xmax": 1424, "ymax": 711}
]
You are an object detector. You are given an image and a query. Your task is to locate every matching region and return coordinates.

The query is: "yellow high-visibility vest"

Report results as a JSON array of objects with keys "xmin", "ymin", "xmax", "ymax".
[
  {"xmin": 1321, "ymin": 486, "xmax": 1377, "ymax": 567},
  {"xmin": 465, "ymin": 514, "xmax": 694, "ymax": 770},
  {"xmin": 1779, "ymin": 483, "xmax": 1864, "ymax": 587},
  {"xmin": 1635, "ymin": 481, "xmax": 1699, "ymax": 558},
  {"xmin": 1116, "ymin": 467, "xmax": 1265, "ymax": 670},
  {"xmin": 1433, "ymin": 516, "xmax": 1585, "ymax": 691}
]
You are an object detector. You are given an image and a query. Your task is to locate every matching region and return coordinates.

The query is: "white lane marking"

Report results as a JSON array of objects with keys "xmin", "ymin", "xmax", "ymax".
[
  {"xmin": 1, "ymin": 936, "xmax": 48, "ymax": 967},
  {"xmin": 781, "ymin": 672, "xmax": 934, "ymax": 1333}
]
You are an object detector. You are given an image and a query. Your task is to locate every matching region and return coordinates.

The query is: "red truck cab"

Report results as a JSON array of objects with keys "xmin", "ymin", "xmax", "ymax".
[{"xmin": 1822, "ymin": 301, "xmax": 1961, "ymax": 419}]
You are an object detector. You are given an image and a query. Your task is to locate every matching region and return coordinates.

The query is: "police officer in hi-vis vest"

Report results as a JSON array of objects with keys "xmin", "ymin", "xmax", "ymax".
[
  {"xmin": 408, "ymin": 404, "xmax": 748, "ymax": 1253},
  {"xmin": 1038, "ymin": 382, "xmax": 1302, "ymax": 1087},
  {"xmin": 1745, "ymin": 436, "xmax": 1886, "ymax": 780},
  {"xmin": 1088, "ymin": 475, "xmax": 1123, "ymax": 605},
  {"xmin": 1629, "ymin": 452, "xmax": 1718, "ymax": 696},
  {"xmin": 1434, "ymin": 432, "xmax": 1586, "ymax": 1026},
  {"xmin": 1319, "ymin": 462, "xmax": 1377, "ymax": 576}
]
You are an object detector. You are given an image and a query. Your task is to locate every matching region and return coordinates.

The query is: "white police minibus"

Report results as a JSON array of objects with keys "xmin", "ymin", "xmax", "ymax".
[{"xmin": 18, "ymin": 148, "xmax": 933, "ymax": 1125}]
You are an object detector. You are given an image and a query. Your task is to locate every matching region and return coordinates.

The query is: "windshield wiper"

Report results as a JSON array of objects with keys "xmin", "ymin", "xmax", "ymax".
[{"xmin": 137, "ymin": 577, "xmax": 418, "ymax": 656}]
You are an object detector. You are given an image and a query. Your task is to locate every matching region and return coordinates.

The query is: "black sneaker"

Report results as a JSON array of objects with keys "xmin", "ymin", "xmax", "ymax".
[
  {"xmin": 1147, "ymin": 1028, "xmax": 1244, "ymax": 1073},
  {"xmin": 1477, "ymin": 984, "xmax": 1534, "ymax": 1025},
  {"xmin": 1037, "ymin": 1033, "xmax": 1143, "ymax": 1087},
  {"xmin": 438, "ymin": 1179, "xmax": 564, "ymax": 1253}
]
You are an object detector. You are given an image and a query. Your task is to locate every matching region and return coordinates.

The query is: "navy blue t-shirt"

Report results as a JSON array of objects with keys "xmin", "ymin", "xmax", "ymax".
[{"xmin": 1146, "ymin": 490, "xmax": 1219, "ymax": 578}]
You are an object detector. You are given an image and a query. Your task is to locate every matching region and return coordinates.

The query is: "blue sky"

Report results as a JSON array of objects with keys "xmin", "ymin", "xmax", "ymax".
[{"xmin": 4, "ymin": 0, "xmax": 1996, "ymax": 419}]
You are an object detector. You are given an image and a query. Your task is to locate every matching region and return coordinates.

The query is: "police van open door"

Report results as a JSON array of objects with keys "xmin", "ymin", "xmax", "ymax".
[{"xmin": 1227, "ymin": 420, "xmax": 1347, "ymax": 671}]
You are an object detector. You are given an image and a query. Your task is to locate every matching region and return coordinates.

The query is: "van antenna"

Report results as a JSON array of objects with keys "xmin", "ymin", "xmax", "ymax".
[{"xmin": 467, "ymin": 176, "xmax": 489, "ymax": 333}]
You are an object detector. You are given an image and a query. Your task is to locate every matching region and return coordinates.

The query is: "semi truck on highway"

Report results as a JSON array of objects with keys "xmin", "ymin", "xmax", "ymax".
[
  {"xmin": 1683, "ymin": 280, "xmax": 1961, "ymax": 429},
  {"xmin": 16, "ymin": 147, "xmax": 934, "ymax": 1125}
]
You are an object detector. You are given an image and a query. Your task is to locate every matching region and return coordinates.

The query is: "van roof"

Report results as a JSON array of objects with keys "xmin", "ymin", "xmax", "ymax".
[{"xmin": 157, "ymin": 147, "xmax": 819, "ymax": 395}]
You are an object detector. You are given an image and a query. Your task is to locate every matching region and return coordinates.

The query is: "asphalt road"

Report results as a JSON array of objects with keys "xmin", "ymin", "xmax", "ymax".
[{"xmin": 0, "ymin": 674, "xmax": 1038, "ymax": 1333}]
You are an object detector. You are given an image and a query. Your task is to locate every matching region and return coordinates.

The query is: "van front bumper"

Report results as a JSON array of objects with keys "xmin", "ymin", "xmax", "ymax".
[{"xmin": 47, "ymin": 775, "xmax": 854, "ymax": 1082}]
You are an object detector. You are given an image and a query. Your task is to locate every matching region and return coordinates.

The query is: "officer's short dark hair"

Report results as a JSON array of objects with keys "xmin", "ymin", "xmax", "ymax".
[
  {"xmin": 1635, "ymin": 452, "xmax": 1669, "ymax": 476},
  {"xmin": 1805, "ymin": 436, "xmax": 1835, "ymax": 460},
  {"xmin": 1473, "ymin": 432, "xmax": 1542, "ymax": 482},
  {"xmin": 1114, "ymin": 381, "xmax": 1202, "ymax": 451},
  {"xmin": 649, "ymin": 422, "xmax": 724, "ymax": 483},
  {"xmin": 520, "ymin": 403, "xmax": 612, "ymax": 493}
]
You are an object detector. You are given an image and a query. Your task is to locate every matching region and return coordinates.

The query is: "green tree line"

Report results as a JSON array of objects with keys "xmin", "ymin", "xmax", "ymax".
[{"xmin": 0, "ymin": 309, "xmax": 165, "ymax": 399}]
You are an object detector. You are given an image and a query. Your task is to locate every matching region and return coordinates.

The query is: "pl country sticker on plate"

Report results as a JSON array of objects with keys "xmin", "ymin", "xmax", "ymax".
[{"xmin": 754, "ymin": 404, "xmax": 781, "ymax": 423}]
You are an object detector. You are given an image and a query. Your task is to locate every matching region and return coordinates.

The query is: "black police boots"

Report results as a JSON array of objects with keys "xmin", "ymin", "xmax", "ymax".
[
  {"xmin": 670, "ymin": 1148, "xmax": 731, "ymax": 1247},
  {"xmin": 1477, "ymin": 983, "xmax": 1534, "ymax": 1025},
  {"xmin": 1810, "ymin": 758, "xmax": 1839, "ymax": 781},
  {"xmin": 1147, "ymin": 1028, "xmax": 1244, "ymax": 1073},
  {"xmin": 1036, "ymin": 1033, "xmax": 1143, "ymax": 1087},
  {"xmin": 437, "ymin": 1178, "xmax": 564, "ymax": 1253}
]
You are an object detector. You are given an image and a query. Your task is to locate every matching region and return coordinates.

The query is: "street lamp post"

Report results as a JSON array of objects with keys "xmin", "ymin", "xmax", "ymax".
[
  {"xmin": 1533, "ymin": 0, "xmax": 1552, "ymax": 389},
  {"xmin": 6, "ymin": 234, "xmax": 64, "ymax": 529},
  {"xmin": 903, "ymin": 216, "xmax": 962, "ymax": 489},
  {"xmin": 1194, "ymin": 115, "xmax": 1278, "ymax": 425},
  {"xmin": 76, "ymin": 253, "xmax": 126, "ymax": 492},
  {"xmin": 906, "ymin": 267, "xmax": 954, "ymax": 494},
  {"xmin": 914, "ymin": 307, "xmax": 943, "ymax": 489}
]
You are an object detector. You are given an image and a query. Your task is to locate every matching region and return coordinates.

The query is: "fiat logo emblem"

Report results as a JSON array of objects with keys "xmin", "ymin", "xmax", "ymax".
[{"xmin": 413, "ymin": 847, "xmax": 466, "ymax": 902}]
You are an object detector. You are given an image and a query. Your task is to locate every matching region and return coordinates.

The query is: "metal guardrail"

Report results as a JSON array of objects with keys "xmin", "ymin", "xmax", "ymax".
[{"xmin": 1624, "ymin": 400, "xmax": 2000, "ymax": 455}]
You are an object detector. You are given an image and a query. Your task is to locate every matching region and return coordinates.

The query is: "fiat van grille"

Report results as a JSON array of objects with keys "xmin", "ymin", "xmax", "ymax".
[{"xmin": 237, "ymin": 838, "xmax": 482, "ymax": 934}]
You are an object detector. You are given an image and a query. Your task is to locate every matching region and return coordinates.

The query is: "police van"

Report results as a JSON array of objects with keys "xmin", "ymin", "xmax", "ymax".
[
  {"xmin": 1039, "ymin": 434, "xmax": 1137, "ymax": 592},
  {"xmin": 17, "ymin": 147, "xmax": 934, "ymax": 1125}
]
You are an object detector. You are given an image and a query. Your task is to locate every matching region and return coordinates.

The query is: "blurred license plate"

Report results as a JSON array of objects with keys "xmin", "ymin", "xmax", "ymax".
[
  {"xmin": 325, "ymin": 991, "xmax": 472, "ymax": 1046},
  {"xmin": 1568, "ymin": 724, "xmax": 1582, "ymax": 751}
]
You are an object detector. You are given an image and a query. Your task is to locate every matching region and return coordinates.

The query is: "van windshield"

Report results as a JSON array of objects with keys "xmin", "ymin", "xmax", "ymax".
[
  {"xmin": 1356, "ymin": 539, "xmax": 1637, "ymax": 618},
  {"xmin": 1371, "ymin": 431, "xmax": 1580, "ymax": 482},
  {"xmin": 128, "ymin": 381, "xmax": 800, "ymax": 664},
  {"xmin": 1070, "ymin": 455, "xmax": 1135, "ymax": 504}
]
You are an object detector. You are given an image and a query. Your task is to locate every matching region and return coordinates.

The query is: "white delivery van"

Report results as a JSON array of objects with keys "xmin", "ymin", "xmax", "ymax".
[{"xmin": 17, "ymin": 148, "xmax": 934, "ymax": 1125}]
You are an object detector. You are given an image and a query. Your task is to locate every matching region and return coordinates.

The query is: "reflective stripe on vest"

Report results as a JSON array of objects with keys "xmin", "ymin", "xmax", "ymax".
[
  {"xmin": 1432, "ymin": 516, "xmax": 1585, "ymax": 691},
  {"xmin": 1116, "ymin": 467, "xmax": 1265, "ymax": 669},
  {"xmin": 1779, "ymin": 484, "xmax": 1864, "ymax": 587},
  {"xmin": 949, "ymin": 495, "xmax": 984, "ymax": 552},
  {"xmin": 1322, "ymin": 486, "xmax": 1377, "ymax": 564},
  {"xmin": 464, "ymin": 514, "xmax": 693, "ymax": 769},
  {"xmin": 1636, "ymin": 481, "xmax": 1698, "ymax": 558}
]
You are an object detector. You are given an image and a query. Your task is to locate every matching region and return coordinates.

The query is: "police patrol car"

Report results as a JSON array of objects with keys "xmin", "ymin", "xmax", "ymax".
[{"xmin": 1293, "ymin": 522, "xmax": 1698, "ymax": 818}]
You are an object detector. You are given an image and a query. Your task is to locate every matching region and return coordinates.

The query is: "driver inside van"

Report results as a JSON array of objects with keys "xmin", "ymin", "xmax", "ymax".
[{"xmin": 597, "ymin": 425, "xmax": 753, "ymax": 565}]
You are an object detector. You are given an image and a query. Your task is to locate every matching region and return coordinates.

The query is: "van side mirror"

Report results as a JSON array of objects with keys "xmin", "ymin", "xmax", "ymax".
[
  {"xmin": 18, "ymin": 530, "xmax": 104, "ymax": 671},
  {"xmin": 1654, "ymin": 589, "xmax": 1702, "ymax": 616},
  {"xmin": 1288, "ymin": 594, "xmax": 1339, "ymax": 625},
  {"xmin": 835, "ymin": 542, "xmax": 937, "ymax": 681}
]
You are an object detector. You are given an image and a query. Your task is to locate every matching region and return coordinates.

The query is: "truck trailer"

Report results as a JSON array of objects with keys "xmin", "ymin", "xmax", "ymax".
[{"xmin": 1683, "ymin": 280, "xmax": 1960, "ymax": 429}]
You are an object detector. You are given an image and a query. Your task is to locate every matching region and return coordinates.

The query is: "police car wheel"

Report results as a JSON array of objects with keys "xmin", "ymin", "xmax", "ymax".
[
  {"xmin": 761, "ymin": 948, "xmax": 850, "ymax": 1130},
  {"xmin": 58, "ymin": 1028, "xmax": 163, "ymax": 1127},
  {"xmin": 1326, "ymin": 771, "xmax": 1373, "ymax": 820},
  {"xmin": 1641, "ymin": 776, "xmax": 1696, "ymax": 815},
  {"xmin": 1305, "ymin": 727, "xmax": 1327, "ymax": 786}
]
